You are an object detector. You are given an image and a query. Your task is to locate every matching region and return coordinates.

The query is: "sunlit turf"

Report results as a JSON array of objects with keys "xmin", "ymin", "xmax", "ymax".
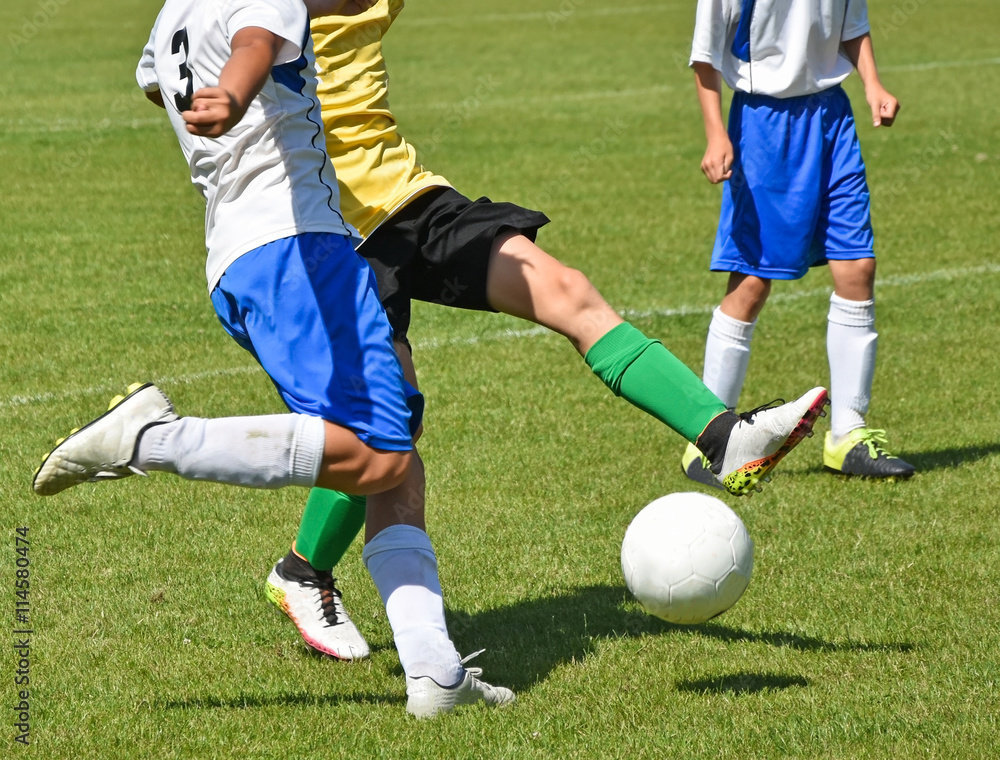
[{"xmin": 2, "ymin": 0, "xmax": 999, "ymax": 757}]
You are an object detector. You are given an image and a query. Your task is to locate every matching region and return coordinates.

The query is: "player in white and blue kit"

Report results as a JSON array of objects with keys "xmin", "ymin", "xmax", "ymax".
[
  {"xmin": 33, "ymin": 0, "xmax": 514, "ymax": 717},
  {"xmin": 682, "ymin": 0, "xmax": 916, "ymax": 482}
]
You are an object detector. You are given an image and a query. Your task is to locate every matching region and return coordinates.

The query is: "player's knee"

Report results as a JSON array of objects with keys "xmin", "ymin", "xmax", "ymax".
[
  {"xmin": 831, "ymin": 258, "xmax": 876, "ymax": 300},
  {"xmin": 724, "ymin": 274, "xmax": 771, "ymax": 319},
  {"xmin": 554, "ymin": 265, "xmax": 600, "ymax": 313},
  {"xmin": 745, "ymin": 276, "xmax": 771, "ymax": 303},
  {"xmin": 853, "ymin": 257, "xmax": 877, "ymax": 287},
  {"xmin": 319, "ymin": 441, "xmax": 412, "ymax": 495},
  {"xmin": 358, "ymin": 448, "xmax": 412, "ymax": 493}
]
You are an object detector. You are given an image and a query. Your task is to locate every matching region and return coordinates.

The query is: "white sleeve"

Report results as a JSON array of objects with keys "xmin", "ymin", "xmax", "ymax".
[
  {"xmin": 223, "ymin": 0, "xmax": 308, "ymax": 64},
  {"xmin": 689, "ymin": 0, "xmax": 730, "ymax": 70},
  {"xmin": 135, "ymin": 23, "xmax": 159, "ymax": 92},
  {"xmin": 842, "ymin": 0, "xmax": 871, "ymax": 41}
]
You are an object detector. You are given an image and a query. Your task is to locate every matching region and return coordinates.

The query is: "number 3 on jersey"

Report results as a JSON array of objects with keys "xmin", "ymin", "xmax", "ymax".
[{"xmin": 171, "ymin": 28, "xmax": 194, "ymax": 112}]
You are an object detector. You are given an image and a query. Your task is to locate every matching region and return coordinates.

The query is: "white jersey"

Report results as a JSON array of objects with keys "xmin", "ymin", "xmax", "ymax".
[
  {"xmin": 136, "ymin": 0, "xmax": 352, "ymax": 290},
  {"xmin": 689, "ymin": 0, "xmax": 870, "ymax": 98}
]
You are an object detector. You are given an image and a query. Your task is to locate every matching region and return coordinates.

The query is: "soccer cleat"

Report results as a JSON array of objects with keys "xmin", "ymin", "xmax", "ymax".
[
  {"xmin": 406, "ymin": 652, "xmax": 515, "ymax": 719},
  {"xmin": 265, "ymin": 553, "xmax": 370, "ymax": 661},
  {"xmin": 33, "ymin": 383, "xmax": 177, "ymax": 496},
  {"xmin": 716, "ymin": 387, "xmax": 830, "ymax": 496},
  {"xmin": 681, "ymin": 442, "xmax": 724, "ymax": 491},
  {"xmin": 823, "ymin": 428, "xmax": 915, "ymax": 479}
]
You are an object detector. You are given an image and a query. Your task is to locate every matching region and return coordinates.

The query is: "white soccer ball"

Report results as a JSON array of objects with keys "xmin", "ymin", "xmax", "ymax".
[{"xmin": 621, "ymin": 492, "xmax": 754, "ymax": 625}]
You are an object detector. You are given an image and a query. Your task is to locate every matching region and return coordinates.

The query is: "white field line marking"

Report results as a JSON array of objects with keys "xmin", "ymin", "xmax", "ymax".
[
  {"xmin": 9, "ymin": 57, "xmax": 998, "ymax": 135},
  {"xmin": 407, "ymin": 54, "xmax": 1000, "ymax": 112},
  {"xmin": 881, "ymin": 56, "xmax": 1000, "ymax": 73},
  {"xmin": 0, "ymin": 366, "xmax": 262, "ymax": 413},
  {"xmin": 410, "ymin": 58, "xmax": 1000, "ymax": 113},
  {"xmin": 410, "ymin": 84, "xmax": 675, "ymax": 113},
  {"xmin": 1, "ymin": 118, "xmax": 166, "ymax": 136},
  {"xmin": 4, "ymin": 263, "xmax": 997, "ymax": 413},
  {"xmin": 7, "ymin": 85, "xmax": 677, "ymax": 135},
  {"xmin": 420, "ymin": 263, "xmax": 1000, "ymax": 345},
  {"xmin": 406, "ymin": 5, "xmax": 682, "ymax": 26}
]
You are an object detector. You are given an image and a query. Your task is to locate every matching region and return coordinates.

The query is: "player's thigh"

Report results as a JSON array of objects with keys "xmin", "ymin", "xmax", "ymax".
[
  {"xmin": 317, "ymin": 421, "xmax": 412, "ymax": 495},
  {"xmin": 406, "ymin": 187, "xmax": 549, "ymax": 312},
  {"xmin": 487, "ymin": 232, "xmax": 591, "ymax": 316},
  {"xmin": 713, "ymin": 92, "xmax": 825, "ymax": 280},
  {"xmin": 358, "ymin": 209, "xmax": 423, "ymax": 345},
  {"xmin": 211, "ymin": 233, "xmax": 413, "ymax": 455},
  {"xmin": 815, "ymin": 95, "xmax": 875, "ymax": 299}
]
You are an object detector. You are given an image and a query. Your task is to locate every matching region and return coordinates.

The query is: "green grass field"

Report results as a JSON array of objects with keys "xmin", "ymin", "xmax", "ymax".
[{"xmin": 3, "ymin": 0, "xmax": 1000, "ymax": 757}]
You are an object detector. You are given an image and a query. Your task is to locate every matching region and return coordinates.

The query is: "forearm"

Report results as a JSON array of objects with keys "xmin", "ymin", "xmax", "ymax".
[
  {"xmin": 692, "ymin": 61, "xmax": 733, "ymax": 183},
  {"xmin": 843, "ymin": 32, "xmax": 899, "ymax": 127},
  {"xmin": 184, "ymin": 27, "xmax": 285, "ymax": 137},
  {"xmin": 692, "ymin": 62, "xmax": 727, "ymax": 142},
  {"xmin": 218, "ymin": 29, "xmax": 284, "ymax": 115},
  {"xmin": 842, "ymin": 33, "xmax": 882, "ymax": 90}
]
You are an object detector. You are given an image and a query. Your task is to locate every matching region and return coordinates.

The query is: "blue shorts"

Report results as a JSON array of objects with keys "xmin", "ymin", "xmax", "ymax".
[
  {"xmin": 210, "ymin": 233, "xmax": 416, "ymax": 451},
  {"xmin": 711, "ymin": 86, "xmax": 875, "ymax": 280}
]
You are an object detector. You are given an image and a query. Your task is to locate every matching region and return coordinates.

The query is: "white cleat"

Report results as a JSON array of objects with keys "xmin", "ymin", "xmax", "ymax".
[
  {"xmin": 406, "ymin": 653, "xmax": 515, "ymax": 719},
  {"xmin": 265, "ymin": 554, "xmax": 371, "ymax": 661},
  {"xmin": 717, "ymin": 387, "xmax": 829, "ymax": 496},
  {"xmin": 33, "ymin": 383, "xmax": 177, "ymax": 496}
]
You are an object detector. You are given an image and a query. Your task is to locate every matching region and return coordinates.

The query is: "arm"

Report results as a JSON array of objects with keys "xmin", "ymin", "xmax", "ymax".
[
  {"xmin": 842, "ymin": 32, "xmax": 900, "ymax": 127},
  {"xmin": 182, "ymin": 26, "xmax": 285, "ymax": 138},
  {"xmin": 145, "ymin": 89, "xmax": 165, "ymax": 109},
  {"xmin": 692, "ymin": 62, "xmax": 733, "ymax": 184}
]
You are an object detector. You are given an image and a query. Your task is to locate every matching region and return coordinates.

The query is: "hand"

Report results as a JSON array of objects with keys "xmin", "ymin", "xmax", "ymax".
[
  {"xmin": 183, "ymin": 87, "xmax": 244, "ymax": 138},
  {"xmin": 701, "ymin": 133, "xmax": 734, "ymax": 184},
  {"xmin": 866, "ymin": 86, "xmax": 900, "ymax": 127}
]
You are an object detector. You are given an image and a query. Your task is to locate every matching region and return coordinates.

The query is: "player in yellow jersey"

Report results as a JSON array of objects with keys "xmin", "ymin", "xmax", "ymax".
[{"xmin": 264, "ymin": 0, "xmax": 829, "ymax": 682}]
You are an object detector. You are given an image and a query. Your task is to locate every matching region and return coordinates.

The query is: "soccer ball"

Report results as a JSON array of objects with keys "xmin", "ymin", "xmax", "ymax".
[{"xmin": 621, "ymin": 492, "xmax": 754, "ymax": 625}]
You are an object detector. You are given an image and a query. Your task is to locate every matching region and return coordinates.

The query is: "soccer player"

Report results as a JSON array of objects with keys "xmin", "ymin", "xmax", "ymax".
[
  {"xmin": 264, "ymin": 0, "xmax": 829, "ymax": 668},
  {"xmin": 34, "ymin": 0, "xmax": 515, "ymax": 719},
  {"xmin": 681, "ymin": 0, "xmax": 916, "ymax": 488}
]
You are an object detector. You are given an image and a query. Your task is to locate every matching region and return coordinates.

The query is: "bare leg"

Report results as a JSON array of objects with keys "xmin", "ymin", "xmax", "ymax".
[
  {"xmin": 317, "ymin": 421, "xmax": 411, "ymax": 494},
  {"xmin": 829, "ymin": 257, "xmax": 876, "ymax": 301},
  {"xmin": 485, "ymin": 231, "xmax": 623, "ymax": 356},
  {"xmin": 718, "ymin": 272, "xmax": 772, "ymax": 322},
  {"xmin": 365, "ymin": 448, "xmax": 426, "ymax": 542}
]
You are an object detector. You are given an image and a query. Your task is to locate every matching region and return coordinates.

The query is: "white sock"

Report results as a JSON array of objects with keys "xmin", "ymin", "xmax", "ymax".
[
  {"xmin": 134, "ymin": 414, "xmax": 325, "ymax": 488},
  {"xmin": 827, "ymin": 293, "xmax": 877, "ymax": 441},
  {"xmin": 703, "ymin": 306, "xmax": 756, "ymax": 410},
  {"xmin": 362, "ymin": 524, "xmax": 463, "ymax": 686}
]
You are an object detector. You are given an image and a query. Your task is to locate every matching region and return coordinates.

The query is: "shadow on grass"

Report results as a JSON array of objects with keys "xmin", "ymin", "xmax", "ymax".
[
  {"xmin": 442, "ymin": 584, "xmax": 915, "ymax": 691},
  {"xmin": 676, "ymin": 672, "xmax": 809, "ymax": 695},
  {"xmin": 162, "ymin": 585, "xmax": 914, "ymax": 709},
  {"xmin": 798, "ymin": 441, "xmax": 1000, "ymax": 476},
  {"xmin": 160, "ymin": 690, "xmax": 404, "ymax": 710},
  {"xmin": 883, "ymin": 442, "xmax": 1000, "ymax": 473}
]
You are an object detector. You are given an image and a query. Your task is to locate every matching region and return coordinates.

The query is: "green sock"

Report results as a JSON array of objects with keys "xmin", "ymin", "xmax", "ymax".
[
  {"xmin": 293, "ymin": 489, "xmax": 366, "ymax": 571},
  {"xmin": 585, "ymin": 322, "xmax": 727, "ymax": 443}
]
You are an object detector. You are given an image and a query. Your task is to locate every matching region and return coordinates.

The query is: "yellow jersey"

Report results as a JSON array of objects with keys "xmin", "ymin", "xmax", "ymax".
[{"xmin": 311, "ymin": 0, "xmax": 449, "ymax": 238}]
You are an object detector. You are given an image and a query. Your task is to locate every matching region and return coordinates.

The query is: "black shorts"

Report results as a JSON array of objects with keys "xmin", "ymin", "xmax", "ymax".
[{"xmin": 358, "ymin": 186, "xmax": 550, "ymax": 344}]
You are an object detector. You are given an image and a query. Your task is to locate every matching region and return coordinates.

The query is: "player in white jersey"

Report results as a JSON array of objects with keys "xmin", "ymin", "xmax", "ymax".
[
  {"xmin": 135, "ymin": 0, "xmax": 354, "ymax": 290},
  {"xmin": 682, "ymin": 0, "xmax": 916, "ymax": 484},
  {"xmin": 33, "ymin": 0, "xmax": 514, "ymax": 718}
]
